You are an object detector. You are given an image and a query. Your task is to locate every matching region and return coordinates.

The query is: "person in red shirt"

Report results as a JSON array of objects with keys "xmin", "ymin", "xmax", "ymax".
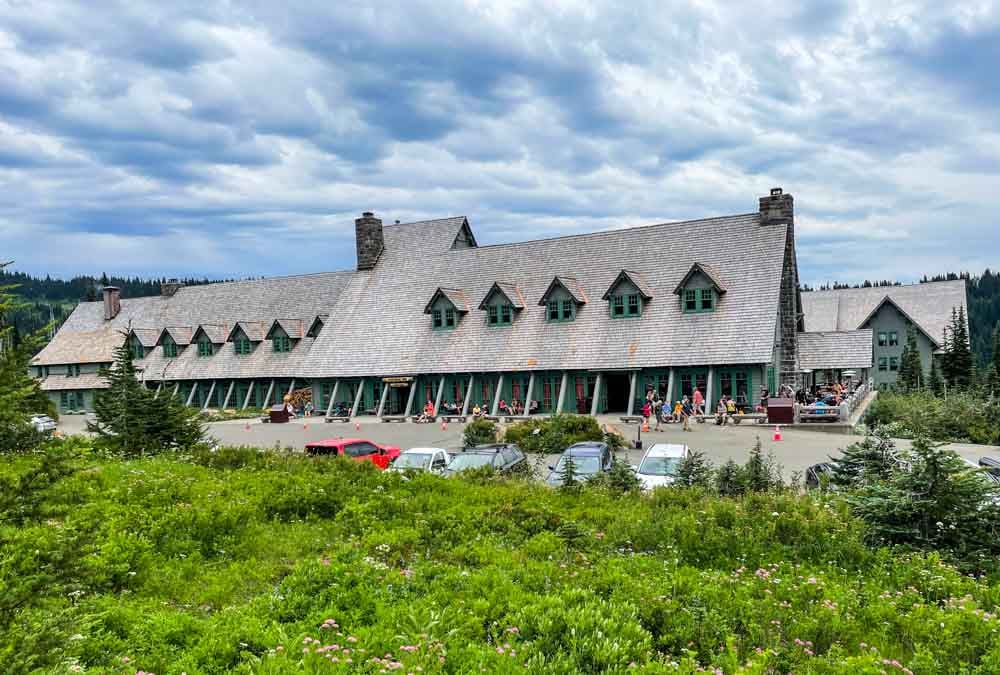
[{"xmin": 692, "ymin": 388, "xmax": 704, "ymax": 415}]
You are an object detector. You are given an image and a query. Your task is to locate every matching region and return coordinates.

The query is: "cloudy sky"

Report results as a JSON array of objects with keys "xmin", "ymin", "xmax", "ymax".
[{"xmin": 1, "ymin": 1, "xmax": 997, "ymax": 286}]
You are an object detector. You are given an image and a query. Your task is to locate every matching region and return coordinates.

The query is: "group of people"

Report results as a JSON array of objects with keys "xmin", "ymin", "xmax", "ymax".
[
  {"xmin": 639, "ymin": 387, "xmax": 705, "ymax": 432},
  {"xmin": 418, "ymin": 397, "xmax": 540, "ymax": 421}
]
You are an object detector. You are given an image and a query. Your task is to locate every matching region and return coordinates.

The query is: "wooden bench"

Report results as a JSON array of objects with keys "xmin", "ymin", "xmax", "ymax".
[
  {"xmin": 731, "ymin": 413, "xmax": 767, "ymax": 425},
  {"xmin": 325, "ymin": 415, "xmax": 351, "ymax": 423},
  {"xmin": 619, "ymin": 416, "xmax": 643, "ymax": 424},
  {"xmin": 381, "ymin": 416, "xmax": 409, "ymax": 423},
  {"xmin": 440, "ymin": 415, "xmax": 467, "ymax": 423},
  {"xmin": 799, "ymin": 408, "xmax": 841, "ymax": 422}
]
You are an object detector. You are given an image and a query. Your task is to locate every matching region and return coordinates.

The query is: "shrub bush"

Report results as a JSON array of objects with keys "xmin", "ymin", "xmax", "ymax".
[
  {"xmin": 503, "ymin": 414, "xmax": 609, "ymax": 454},
  {"xmin": 462, "ymin": 418, "xmax": 497, "ymax": 447},
  {"xmin": 865, "ymin": 390, "xmax": 1000, "ymax": 444}
]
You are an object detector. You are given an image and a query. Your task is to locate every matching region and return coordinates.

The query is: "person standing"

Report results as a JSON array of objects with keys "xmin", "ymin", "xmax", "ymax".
[
  {"xmin": 692, "ymin": 387, "xmax": 704, "ymax": 416},
  {"xmin": 681, "ymin": 396, "xmax": 694, "ymax": 432},
  {"xmin": 641, "ymin": 400, "xmax": 652, "ymax": 429}
]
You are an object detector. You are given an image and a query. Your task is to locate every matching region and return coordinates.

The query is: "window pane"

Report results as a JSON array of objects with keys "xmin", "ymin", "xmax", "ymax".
[
  {"xmin": 612, "ymin": 295, "xmax": 624, "ymax": 316},
  {"xmin": 627, "ymin": 294, "xmax": 639, "ymax": 315},
  {"xmin": 878, "ymin": 332, "xmax": 887, "ymax": 346},
  {"xmin": 445, "ymin": 308, "xmax": 455, "ymax": 327},
  {"xmin": 879, "ymin": 357, "xmax": 888, "ymax": 371},
  {"xmin": 700, "ymin": 288, "xmax": 713, "ymax": 310},
  {"xmin": 433, "ymin": 310, "xmax": 442, "ymax": 327},
  {"xmin": 889, "ymin": 357, "xmax": 898, "ymax": 371},
  {"xmin": 889, "ymin": 332, "xmax": 898, "ymax": 346},
  {"xmin": 720, "ymin": 373, "xmax": 732, "ymax": 397},
  {"xmin": 501, "ymin": 304, "xmax": 511, "ymax": 323},
  {"xmin": 488, "ymin": 306, "xmax": 498, "ymax": 324},
  {"xmin": 685, "ymin": 289, "xmax": 697, "ymax": 311},
  {"xmin": 562, "ymin": 300, "xmax": 573, "ymax": 320}
]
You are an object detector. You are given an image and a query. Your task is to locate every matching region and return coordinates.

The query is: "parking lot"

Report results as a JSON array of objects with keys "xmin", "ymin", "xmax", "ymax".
[{"xmin": 56, "ymin": 414, "xmax": 1000, "ymax": 481}]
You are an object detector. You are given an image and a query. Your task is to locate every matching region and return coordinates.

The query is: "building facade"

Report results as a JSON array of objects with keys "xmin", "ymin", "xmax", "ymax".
[{"xmin": 31, "ymin": 189, "xmax": 964, "ymax": 416}]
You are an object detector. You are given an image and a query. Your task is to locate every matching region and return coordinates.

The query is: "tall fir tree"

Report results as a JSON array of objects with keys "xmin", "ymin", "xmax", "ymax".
[
  {"xmin": 928, "ymin": 358, "xmax": 944, "ymax": 397},
  {"xmin": 940, "ymin": 316, "xmax": 954, "ymax": 385},
  {"xmin": 88, "ymin": 335, "xmax": 204, "ymax": 456},
  {"xmin": 896, "ymin": 325, "xmax": 923, "ymax": 392},
  {"xmin": 990, "ymin": 326, "xmax": 1000, "ymax": 391},
  {"xmin": 949, "ymin": 306, "xmax": 974, "ymax": 389}
]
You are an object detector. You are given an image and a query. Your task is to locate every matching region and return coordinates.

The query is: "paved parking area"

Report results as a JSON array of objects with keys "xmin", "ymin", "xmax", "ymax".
[{"xmin": 56, "ymin": 413, "xmax": 1000, "ymax": 481}]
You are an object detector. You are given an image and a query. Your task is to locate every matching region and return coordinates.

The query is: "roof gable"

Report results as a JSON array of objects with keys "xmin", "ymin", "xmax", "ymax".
[
  {"xmin": 450, "ymin": 218, "xmax": 478, "ymax": 249},
  {"xmin": 673, "ymin": 263, "xmax": 727, "ymax": 295},
  {"xmin": 859, "ymin": 296, "xmax": 940, "ymax": 347},
  {"xmin": 478, "ymin": 282, "xmax": 526, "ymax": 310},
  {"xmin": 424, "ymin": 287, "xmax": 471, "ymax": 314},
  {"xmin": 128, "ymin": 327, "xmax": 160, "ymax": 348},
  {"xmin": 192, "ymin": 324, "xmax": 229, "ymax": 344},
  {"xmin": 266, "ymin": 319, "xmax": 305, "ymax": 340},
  {"xmin": 538, "ymin": 276, "xmax": 588, "ymax": 306},
  {"xmin": 226, "ymin": 321, "xmax": 266, "ymax": 342},
  {"xmin": 157, "ymin": 326, "xmax": 193, "ymax": 346},
  {"xmin": 601, "ymin": 270, "xmax": 653, "ymax": 301},
  {"xmin": 307, "ymin": 314, "xmax": 328, "ymax": 338}
]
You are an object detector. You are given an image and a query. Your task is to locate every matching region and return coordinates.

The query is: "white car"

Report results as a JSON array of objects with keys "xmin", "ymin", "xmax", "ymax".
[
  {"xmin": 30, "ymin": 415, "xmax": 57, "ymax": 434},
  {"xmin": 633, "ymin": 443, "xmax": 688, "ymax": 490},
  {"xmin": 389, "ymin": 447, "xmax": 452, "ymax": 475}
]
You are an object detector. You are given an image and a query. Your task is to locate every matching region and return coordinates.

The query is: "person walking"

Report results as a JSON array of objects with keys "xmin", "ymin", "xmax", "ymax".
[
  {"xmin": 692, "ymin": 387, "xmax": 704, "ymax": 416},
  {"xmin": 681, "ymin": 396, "xmax": 694, "ymax": 432},
  {"xmin": 641, "ymin": 400, "xmax": 652, "ymax": 430}
]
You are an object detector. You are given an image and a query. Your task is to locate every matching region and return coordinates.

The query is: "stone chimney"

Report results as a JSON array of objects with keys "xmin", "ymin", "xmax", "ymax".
[
  {"xmin": 355, "ymin": 211, "xmax": 384, "ymax": 270},
  {"xmin": 759, "ymin": 187, "xmax": 794, "ymax": 226},
  {"xmin": 161, "ymin": 279, "xmax": 183, "ymax": 297},
  {"xmin": 102, "ymin": 286, "xmax": 121, "ymax": 321}
]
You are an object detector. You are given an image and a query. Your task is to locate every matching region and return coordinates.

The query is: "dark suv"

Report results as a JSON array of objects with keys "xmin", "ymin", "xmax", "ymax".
[
  {"xmin": 443, "ymin": 443, "xmax": 528, "ymax": 476},
  {"xmin": 546, "ymin": 441, "xmax": 612, "ymax": 486}
]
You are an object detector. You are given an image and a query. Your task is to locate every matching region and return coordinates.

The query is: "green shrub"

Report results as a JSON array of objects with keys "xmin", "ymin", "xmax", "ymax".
[
  {"xmin": 866, "ymin": 389, "xmax": 1000, "ymax": 444},
  {"xmin": 463, "ymin": 418, "xmax": 497, "ymax": 447},
  {"xmin": 503, "ymin": 414, "xmax": 607, "ymax": 454}
]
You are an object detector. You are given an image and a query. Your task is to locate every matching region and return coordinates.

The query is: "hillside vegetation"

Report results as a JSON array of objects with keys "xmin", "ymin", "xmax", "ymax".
[{"xmin": 2, "ymin": 441, "xmax": 999, "ymax": 674}]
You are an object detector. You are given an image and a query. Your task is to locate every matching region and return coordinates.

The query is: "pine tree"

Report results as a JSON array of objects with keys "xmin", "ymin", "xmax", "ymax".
[
  {"xmin": 928, "ymin": 358, "xmax": 944, "ymax": 397},
  {"xmin": 949, "ymin": 306, "xmax": 974, "ymax": 389},
  {"xmin": 940, "ymin": 320, "xmax": 954, "ymax": 385},
  {"xmin": 897, "ymin": 325, "xmax": 923, "ymax": 392},
  {"xmin": 829, "ymin": 427, "xmax": 899, "ymax": 488},
  {"xmin": 88, "ymin": 336, "xmax": 204, "ymax": 456},
  {"xmin": 990, "ymin": 326, "xmax": 1000, "ymax": 392}
]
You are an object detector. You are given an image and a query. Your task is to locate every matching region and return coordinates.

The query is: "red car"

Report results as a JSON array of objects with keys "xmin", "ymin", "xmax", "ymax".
[{"xmin": 304, "ymin": 438, "xmax": 401, "ymax": 470}]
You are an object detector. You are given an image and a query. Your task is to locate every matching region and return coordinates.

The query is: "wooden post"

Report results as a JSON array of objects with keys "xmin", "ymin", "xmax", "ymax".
[
  {"xmin": 461, "ymin": 374, "xmax": 474, "ymax": 416},
  {"xmin": 590, "ymin": 372, "xmax": 603, "ymax": 416},
  {"xmin": 242, "ymin": 381, "xmax": 255, "ymax": 409},
  {"xmin": 706, "ymin": 367, "xmax": 715, "ymax": 412},
  {"xmin": 351, "ymin": 379, "xmax": 366, "ymax": 418},
  {"xmin": 491, "ymin": 374, "xmax": 504, "ymax": 416},
  {"xmin": 667, "ymin": 368, "xmax": 675, "ymax": 405},
  {"xmin": 262, "ymin": 380, "xmax": 275, "ymax": 407},
  {"xmin": 201, "ymin": 381, "xmax": 217, "ymax": 410},
  {"xmin": 556, "ymin": 371, "xmax": 569, "ymax": 414},
  {"xmin": 403, "ymin": 379, "xmax": 417, "ymax": 418},
  {"xmin": 627, "ymin": 371, "xmax": 637, "ymax": 416},
  {"xmin": 185, "ymin": 381, "xmax": 199, "ymax": 407},
  {"xmin": 433, "ymin": 375, "xmax": 445, "ymax": 416},
  {"xmin": 376, "ymin": 381, "xmax": 389, "ymax": 417},
  {"xmin": 325, "ymin": 380, "xmax": 340, "ymax": 416},
  {"xmin": 286, "ymin": 379, "xmax": 296, "ymax": 398},
  {"xmin": 154, "ymin": 382, "xmax": 162, "ymax": 399},
  {"xmin": 221, "ymin": 380, "xmax": 235, "ymax": 409},
  {"xmin": 524, "ymin": 373, "xmax": 535, "ymax": 413}
]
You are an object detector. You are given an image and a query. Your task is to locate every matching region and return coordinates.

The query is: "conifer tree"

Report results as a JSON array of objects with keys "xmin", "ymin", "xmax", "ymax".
[
  {"xmin": 948, "ymin": 306, "xmax": 974, "ymax": 389},
  {"xmin": 990, "ymin": 326, "xmax": 1000, "ymax": 392},
  {"xmin": 928, "ymin": 358, "xmax": 944, "ymax": 397},
  {"xmin": 88, "ymin": 335, "xmax": 204, "ymax": 456},
  {"xmin": 896, "ymin": 325, "xmax": 923, "ymax": 392},
  {"xmin": 829, "ymin": 427, "xmax": 899, "ymax": 488}
]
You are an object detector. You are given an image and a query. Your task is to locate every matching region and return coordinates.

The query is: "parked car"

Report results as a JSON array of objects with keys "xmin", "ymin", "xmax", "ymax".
[
  {"xmin": 30, "ymin": 415, "xmax": 57, "ymax": 434},
  {"xmin": 979, "ymin": 457, "xmax": 1000, "ymax": 484},
  {"xmin": 443, "ymin": 444, "xmax": 528, "ymax": 477},
  {"xmin": 633, "ymin": 443, "xmax": 688, "ymax": 490},
  {"xmin": 304, "ymin": 438, "xmax": 401, "ymax": 469},
  {"xmin": 804, "ymin": 462, "xmax": 836, "ymax": 490},
  {"xmin": 389, "ymin": 447, "xmax": 452, "ymax": 475},
  {"xmin": 545, "ymin": 441, "xmax": 612, "ymax": 486}
]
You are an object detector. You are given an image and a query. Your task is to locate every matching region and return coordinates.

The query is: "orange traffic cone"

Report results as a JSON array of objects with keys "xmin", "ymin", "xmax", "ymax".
[
  {"xmin": 772, "ymin": 425, "xmax": 782, "ymax": 441},
  {"xmin": 642, "ymin": 419, "xmax": 650, "ymax": 433},
  {"xmin": 441, "ymin": 421, "xmax": 447, "ymax": 431}
]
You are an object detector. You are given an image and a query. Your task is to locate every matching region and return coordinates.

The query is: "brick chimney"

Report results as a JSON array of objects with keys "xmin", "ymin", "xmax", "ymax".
[
  {"xmin": 102, "ymin": 286, "xmax": 121, "ymax": 320},
  {"xmin": 161, "ymin": 279, "xmax": 183, "ymax": 297},
  {"xmin": 355, "ymin": 211, "xmax": 384, "ymax": 270},
  {"xmin": 759, "ymin": 187, "xmax": 794, "ymax": 226}
]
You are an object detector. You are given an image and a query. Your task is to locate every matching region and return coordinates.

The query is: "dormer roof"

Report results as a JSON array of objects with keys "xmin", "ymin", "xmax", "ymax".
[
  {"xmin": 538, "ymin": 276, "xmax": 588, "ymax": 306},
  {"xmin": 192, "ymin": 324, "xmax": 229, "ymax": 344},
  {"xmin": 601, "ymin": 270, "xmax": 653, "ymax": 301},
  {"xmin": 128, "ymin": 327, "xmax": 160, "ymax": 348},
  {"xmin": 424, "ymin": 287, "xmax": 471, "ymax": 314},
  {"xmin": 307, "ymin": 314, "xmax": 328, "ymax": 338},
  {"xmin": 479, "ymin": 282, "xmax": 526, "ymax": 310},
  {"xmin": 226, "ymin": 321, "xmax": 267, "ymax": 342},
  {"xmin": 266, "ymin": 318, "xmax": 305, "ymax": 340},
  {"xmin": 858, "ymin": 296, "xmax": 940, "ymax": 347},
  {"xmin": 157, "ymin": 326, "xmax": 193, "ymax": 346},
  {"xmin": 673, "ymin": 262, "xmax": 727, "ymax": 296}
]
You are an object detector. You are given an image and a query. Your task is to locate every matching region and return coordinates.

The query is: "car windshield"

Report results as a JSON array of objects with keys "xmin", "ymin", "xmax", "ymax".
[
  {"xmin": 345, "ymin": 444, "xmax": 375, "ymax": 458},
  {"xmin": 639, "ymin": 456, "xmax": 682, "ymax": 476},
  {"xmin": 554, "ymin": 455, "xmax": 601, "ymax": 475},
  {"xmin": 448, "ymin": 453, "xmax": 496, "ymax": 470},
  {"xmin": 393, "ymin": 453, "xmax": 432, "ymax": 469}
]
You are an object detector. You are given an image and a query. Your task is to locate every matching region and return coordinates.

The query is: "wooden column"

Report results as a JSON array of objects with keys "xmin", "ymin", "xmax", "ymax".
[
  {"xmin": 461, "ymin": 374, "xmax": 474, "ymax": 416},
  {"xmin": 286, "ymin": 379, "xmax": 296, "ymax": 398},
  {"xmin": 376, "ymin": 381, "xmax": 389, "ymax": 417},
  {"xmin": 350, "ymin": 379, "xmax": 366, "ymax": 418},
  {"xmin": 433, "ymin": 375, "xmax": 445, "ymax": 416},
  {"xmin": 627, "ymin": 371, "xmax": 637, "ymax": 415},
  {"xmin": 491, "ymin": 374, "xmax": 504, "ymax": 416},
  {"xmin": 242, "ymin": 381, "xmax": 255, "ymax": 409},
  {"xmin": 667, "ymin": 368, "xmax": 675, "ymax": 404},
  {"xmin": 524, "ymin": 373, "xmax": 535, "ymax": 413},
  {"xmin": 154, "ymin": 382, "xmax": 162, "ymax": 399},
  {"xmin": 172, "ymin": 382, "xmax": 180, "ymax": 398},
  {"xmin": 185, "ymin": 382, "xmax": 199, "ymax": 407},
  {"xmin": 201, "ymin": 381, "xmax": 217, "ymax": 410},
  {"xmin": 706, "ymin": 366, "xmax": 715, "ymax": 412},
  {"xmin": 590, "ymin": 372, "xmax": 603, "ymax": 416},
  {"xmin": 556, "ymin": 371, "xmax": 569, "ymax": 414},
  {"xmin": 325, "ymin": 380, "xmax": 340, "ymax": 416},
  {"xmin": 403, "ymin": 379, "xmax": 417, "ymax": 418},
  {"xmin": 221, "ymin": 380, "xmax": 235, "ymax": 409},
  {"xmin": 262, "ymin": 380, "xmax": 275, "ymax": 407}
]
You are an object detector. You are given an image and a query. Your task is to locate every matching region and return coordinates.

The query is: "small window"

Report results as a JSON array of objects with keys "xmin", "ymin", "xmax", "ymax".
[
  {"xmin": 684, "ymin": 289, "xmax": 697, "ymax": 312},
  {"xmin": 131, "ymin": 339, "xmax": 144, "ymax": 360},
  {"xmin": 432, "ymin": 309, "xmax": 443, "ymax": 329},
  {"xmin": 627, "ymin": 294, "xmax": 640, "ymax": 316},
  {"xmin": 699, "ymin": 288, "xmax": 714, "ymax": 311},
  {"xmin": 235, "ymin": 338, "xmax": 253, "ymax": 355},
  {"xmin": 561, "ymin": 299, "xmax": 574, "ymax": 321},
  {"xmin": 487, "ymin": 305, "xmax": 499, "ymax": 325},
  {"xmin": 197, "ymin": 340, "xmax": 213, "ymax": 357},
  {"xmin": 889, "ymin": 357, "xmax": 899, "ymax": 372},
  {"xmin": 163, "ymin": 338, "xmax": 178, "ymax": 358},
  {"xmin": 445, "ymin": 308, "xmax": 456, "ymax": 328},
  {"xmin": 611, "ymin": 295, "xmax": 625, "ymax": 317},
  {"xmin": 500, "ymin": 304, "xmax": 512, "ymax": 324},
  {"xmin": 878, "ymin": 332, "xmax": 888, "ymax": 347},
  {"xmin": 548, "ymin": 300, "xmax": 560, "ymax": 321},
  {"xmin": 273, "ymin": 335, "xmax": 291, "ymax": 352},
  {"xmin": 888, "ymin": 331, "xmax": 899, "ymax": 346},
  {"xmin": 878, "ymin": 357, "xmax": 888, "ymax": 371}
]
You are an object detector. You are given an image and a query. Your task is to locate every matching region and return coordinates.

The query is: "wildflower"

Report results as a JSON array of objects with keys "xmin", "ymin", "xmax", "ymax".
[
  {"xmin": 276, "ymin": 645, "xmax": 284, "ymax": 652},
  {"xmin": 347, "ymin": 636, "xmax": 358, "ymax": 642}
]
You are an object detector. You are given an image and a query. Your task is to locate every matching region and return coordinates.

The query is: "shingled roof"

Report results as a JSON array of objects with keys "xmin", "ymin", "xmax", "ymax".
[
  {"xmin": 479, "ymin": 282, "xmax": 526, "ymax": 310},
  {"xmin": 798, "ymin": 330, "xmax": 874, "ymax": 370},
  {"xmin": 129, "ymin": 328, "xmax": 160, "ymax": 348},
  {"xmin": 673, "ymin": 262, "xmax": 727, "ymax": 295},
  {"xmin": 538, "ymin": 276, "xmax": 588, "ymax": 305},
  {"xmin": 424, "ymin": 288, "xmax": 471, "ymax": 314},
  {"xmin": 800, "ymin": 281, "xmax": 967, "ymax": 347}
]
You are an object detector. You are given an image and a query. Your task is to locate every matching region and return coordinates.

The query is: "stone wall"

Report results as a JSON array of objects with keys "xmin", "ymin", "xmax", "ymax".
[
  {"xmin": 355, "ymin": 212, "xmax": 385, "ymax": 270},
  {"xmin": 759, "ymin": 189, "xmax": 801, "ymax": 389}
]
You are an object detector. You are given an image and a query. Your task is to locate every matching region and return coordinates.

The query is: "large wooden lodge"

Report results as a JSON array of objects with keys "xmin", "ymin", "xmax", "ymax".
[{"xmin": 31, "ymin": 189, "xmax": 967, "ymax": 417}]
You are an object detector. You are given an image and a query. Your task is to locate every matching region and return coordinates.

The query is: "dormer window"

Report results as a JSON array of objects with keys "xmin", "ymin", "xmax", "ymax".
[
  {"xmin": 235, "ymin": 335, "xmax": 253, "ymax": 355},
  {"xmin": 602, "ymin": 271, "xmax": 651, "ymax": 320},
  {"xmin": 479, "ymin": 282, "xmax": 525, "ymax": 328},
  {"xmin": 425, "ymin": 288, "xmax": 469, "ymax": 331},
  {"xmin": 540, "ymin": 276, "xmax": 586, "ymax": 323},
  {"xmin": 674, "ymin": 263, "xmax": 726, "ymax": 315},
  {"xmin": 228, "ymin": 321, "xmax": 265, "ymax": 356},
  {"xmin": 130, "ymin": 336, "xmax": 145, "ymax": 360},
  {"xmin": 162, "ymin": 335, "xmax": 178, "ymax": 358},
  {"xmin": 273, "ymin": 332, "xmax": 292, "ymax": 353},
  {"xmin": 197, "ymin": 337, "xmax": 214, "ymax": 357}
]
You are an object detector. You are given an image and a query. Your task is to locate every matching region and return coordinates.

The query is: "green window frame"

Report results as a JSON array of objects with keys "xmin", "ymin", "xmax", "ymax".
[
  {"xmin": 548, "ymin": 299, "xmax": 575, "ymax": 322},
  {"xmin": 131, "ymin": 340, "xmax": 144, "ymax": 360},
  {"xmin": 627, "ymin": 294, "xmax": 640, "ymax": 316},
  {"xmin": 548, "ymin": 300, "xmax": 560, "ymax": 321},
  {"xmin": 487, "ymin": 305, "xmax": 498, "ymax": 325},
  {"xmin": 432, "ymin": 309, "xmax": 443, "ymax": 329},
  {"xmin": 65, "ymin": 364, "xmax": 80, "ymax": 377},
  {"xmin": 889, "ymin": 357, "xmax": 899, "ymax": 371},
  {"xmin": 878, "ymin": 357, "xmax": 888, "ymax": 371},
  {"xmin": 197, "ymin": 339, "xmax": 213, "ymax": 357},
  {"xmin": 234, "ymin": 338, "xmax": 253, "ymax": 355},
  {"xmin": 888, "ymin": 331, "xmax": 899, "ymax": 346},
  {"xmin": 273, "ymin": 335, "xmax": 291, "ymax": 353},
  {"xmin": 487, "ymin": 303, "xmax": 513, "ymax": 327},
  {"xmin": 611, "ymin": 295, "xmax": 625, "ymax": 317},
  {"xmin": 444, "ymin": 308, "xmax": 456, "ymax": 328},
  {"xmin": 60, "ymin": 391, "xmax": 79, "ymax": 410},
  {"xmin": 500, "ymin": 304, "xmax": 512, "ymax": 324},
  {"xmin": 163, "ymin": 337, "xmax": 178, "ymax": 358},
  {"xmin": 699, "ymin": 288, "xmax": 714, "ymax": 311},
  {"xmin": 684, "ymin": 289, "xmax": 697, "ymax": 312},
  {"xmin": 561, "ymin": 299, "xmax": 574, "ymax": 321},
  {"xmin": 878, "ymin": 332, "xmax": 888, "ymax": 347}
]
